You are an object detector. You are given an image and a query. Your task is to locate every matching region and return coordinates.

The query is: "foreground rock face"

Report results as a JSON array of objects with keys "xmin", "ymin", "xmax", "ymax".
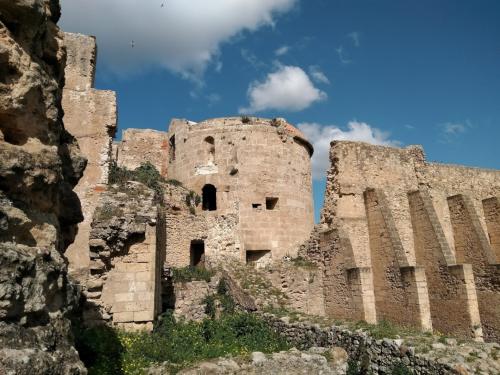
[{"xmin": 0, "ymin": 0, "xmax": 86, "ymax": 373}]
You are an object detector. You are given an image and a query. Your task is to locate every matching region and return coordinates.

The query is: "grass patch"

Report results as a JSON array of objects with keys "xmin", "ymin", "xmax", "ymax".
[
  {"xmin": 171, "ymin": 266, "xmax": 215, "ymax": 283},
  {"xmin": 350, "ymin": 320, "xmax": 420, "ymax": 340},
  {"xmin": 75, "ymin": 312, "xmax": 290, "ymax": 375},
  {"xmin": 289, "ymin": 256, "xmax": 317, "ymax": 269}
]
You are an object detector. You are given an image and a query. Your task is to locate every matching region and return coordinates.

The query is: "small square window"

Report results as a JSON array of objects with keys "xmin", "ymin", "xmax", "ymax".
[
  {"xmin": 266, "ymin": 197, "xmax": 279, "ymax": 210},
  {"xmin": 252, "ymin": 203, "xmax": 262, "ymax": 210}
]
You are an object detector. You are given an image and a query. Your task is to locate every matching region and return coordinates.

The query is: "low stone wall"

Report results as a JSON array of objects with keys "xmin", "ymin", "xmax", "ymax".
[
  {"xmin": 261, "ymin": 314, "xmax": 455, "ymax": 374},
  {"xmin": 172, "ymin": 279, "xmax": 217, "ymax": 322}
]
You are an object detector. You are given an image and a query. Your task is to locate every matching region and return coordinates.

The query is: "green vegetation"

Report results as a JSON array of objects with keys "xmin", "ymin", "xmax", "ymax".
[
  {"xmin": 75, "ymin": 312, "xmax": 290, "ymax": 375},
  {"xmin": 240, "ymin": 115, "xmax": 251, "ymax": 123},
  {"xmin": 289, "ymin": 256, "xmax": 317, "ymax": 269},
  {"xmin": 347, "ymin": 359, "xmax": 412, "ymax": 375},
  {"xmin": 108, "ymin": 161, "xmax": 165, "ymax": 197},
  {"xmin": 94, "ymin": 202, "xmax": 124, "ymax": 221},
  {"xmin": 391, "ymin": 363, "xmax": 413, "ymax": 375},
  {"xmin": 351, "ymin": 320, "xmax": 420, "ymax": 340},
  {"xmin": 185, "ymin": 190, "xmax": 201, "ymax": 215},
  {"xmin": 165, "ymin": 178, "xmax": 183, "ymax": 187},
  {"xmin": 203, "ymin": 279, "xmax": 236, "ymax": 319},
  {"xmin": 171, "ymin": 266, "xmax": 215, "ymax": 283}
]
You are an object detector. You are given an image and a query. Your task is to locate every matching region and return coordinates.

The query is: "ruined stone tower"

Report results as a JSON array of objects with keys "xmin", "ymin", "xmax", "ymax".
[{"xmin": 166, "ymin": 117, "xmax": 314, "ymax": 267}]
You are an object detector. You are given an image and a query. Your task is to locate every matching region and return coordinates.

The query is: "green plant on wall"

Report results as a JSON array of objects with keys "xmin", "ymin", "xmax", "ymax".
[
  {"xmin": 185, "ymin": 190, "xmax": 201, "ymax": 208},
  {"xmin": 108, "ymin": 161, "xmax": 165, "ymax": 198}
]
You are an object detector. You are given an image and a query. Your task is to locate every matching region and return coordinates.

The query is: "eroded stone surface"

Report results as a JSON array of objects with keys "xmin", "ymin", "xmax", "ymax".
[{"xmin": 0, "ymin": 0, "xmax": 86, "ymax": 372}]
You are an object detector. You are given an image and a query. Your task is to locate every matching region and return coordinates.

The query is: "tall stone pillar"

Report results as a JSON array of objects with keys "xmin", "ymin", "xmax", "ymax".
[{"xmin": 62, "ymin": 32, "xmax": 117, "ymax": 280}]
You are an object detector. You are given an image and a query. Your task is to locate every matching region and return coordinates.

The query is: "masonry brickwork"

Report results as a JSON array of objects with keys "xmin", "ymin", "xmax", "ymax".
[
  {"xmin": 83, "ymin": 182, "xmax": 165, "ymax": 329},
  {"xmin": 165, "ymin": 117, "xmax": 315, "ymax": 265},
  {"xmin": 62, "ymin": 32, "xmax": 117, "ymax": 281},
  {"xmin": 314, "ymin": 141, "xmax": 500, "ymax": 342},
  {"xmin": 115, "ymin": 128, "xmax": 169, "ymax": 176}
]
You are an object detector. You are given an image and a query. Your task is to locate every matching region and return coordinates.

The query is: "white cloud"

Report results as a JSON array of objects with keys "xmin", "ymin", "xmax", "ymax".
[
  {"xmin": 335, "ymin": 45, "xmax": 351, "ymax": 64},
  {"xmin": 239, "ymin": 65, "xmax": 327, "ymax": 113},
  {"xmin": 443, "ymin": 123, "xmax": 467, "ymax": 135},
  {"xmin": 297, "ymin": 122, "xmax": 399, "ymax": 180},
  {"xmin": 275, "ymin": 45, "xmax": 290, "ymax": 56},
  {"xmin": 348, "ymin": 31, "xmax": 360, "ymax": 47},
  {"xmin": 438, "ymin": 121, "xmax": 471, "ymax": 143},
  {"xmin": 308, "ymin": 65, "xmax": 330, "ymax": 84},
  {"xmin": 60, "ymin": 0, "xmax": 297, "ymax": 78},
  {"xmin": 241, "ymin": 49, "xmax": 266, "ymax": 69}
]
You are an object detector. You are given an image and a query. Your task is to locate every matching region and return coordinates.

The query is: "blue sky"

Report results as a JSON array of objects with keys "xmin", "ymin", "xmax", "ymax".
[{"xmin": 60, "ymin": 0, "xmax": 500, "ymax": 222}]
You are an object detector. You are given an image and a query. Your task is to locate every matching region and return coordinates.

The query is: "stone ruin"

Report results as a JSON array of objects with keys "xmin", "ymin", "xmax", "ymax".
[
  {"xmin": 57, "ymin": 31, "xmax": 500, "ymax": 342},
  {"xmin": 1, "ymin": 2, "xmax": 498, "ymax": 373},
  {"xmin": 302, "ymin": 141, "xmax": 500, "ymax": 343}
]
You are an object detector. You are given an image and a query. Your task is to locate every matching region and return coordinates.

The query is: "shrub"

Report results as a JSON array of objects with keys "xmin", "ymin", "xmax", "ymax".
[
  {"xmin": 166, "ymin": 178, "xmax": 183, "ymax": 186},
  {"xmin": 241, "ymin": 115, "xmax": 251, "ymax": 124},
  {"xmin": 171, "ymin": 266, "xmax": 215, "ymax": 283},
  {"xmin": 108, "ymin": 161, "xmax": 165, "ymax": 198},
  {"xmin": 73, "ymin": 324, "xmax": 123, "ymax": 375},
  {"xmin": 391, "ymin": 362, "xmax": 413, "ymax": 375},
  {"xmin": 76, "ymin": 312, "xmax": 290, "ymax": 375},
  {"xmin": 185, "ymin": 190, "xmax": 201, "ymax": 208}
]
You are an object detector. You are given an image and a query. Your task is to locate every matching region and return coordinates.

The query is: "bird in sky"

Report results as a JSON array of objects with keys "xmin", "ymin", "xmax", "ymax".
[
  {"xmin": 161, "ymin": 2, "xmax": 164, "ymax": 7},
  {"xmin": 131, "ymin": 40, "xmax": 135, "ymax": 48}
]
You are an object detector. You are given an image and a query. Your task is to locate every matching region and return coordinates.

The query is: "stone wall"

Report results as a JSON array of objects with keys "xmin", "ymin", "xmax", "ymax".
[
  {"xmin": 115, "ymin": 128, "xmax": 168, "ymax": 176},
  {"xmin": 261, "ymin": 313, "xmax": 499, "ymax": 375},
  {"xmin": 0, "ymin": 0, "xmax": 86, "ymax": 372},
  {"xmin": 167, "ymin": 117, "xmax": 314, "ymax": 264},
  {"xmin": 62, "ymin": 32, "xmax": 117, "ymax": 281},
  {"xmin": 317, "ymin": 141, "xmax": 500, "ymax": 341},
  {"xmin": 265, "ymin": 263, "xmax": 326, "ymax": 316},
  {"xmin": 83, "ymin": 182, "xmax": 165, "ymax": 330}
]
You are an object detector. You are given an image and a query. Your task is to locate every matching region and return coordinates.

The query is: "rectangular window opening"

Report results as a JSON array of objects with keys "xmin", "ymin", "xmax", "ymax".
[
  {"xmin": 266, "ymin": 197, "xmax": 279, "ymax": 210},
  {"xmin": 252, "ymin": 203, "xmax": 262, "ymax": 210},
  {"xmin": 169, "ymin": 135, "xmax": 176, "ymax": 162},
  {"xmin": 190, "ymin": 240, "xmax": 205, "ymax": 267},
  {"xmin": 246, "ymin": 250, "xmax": 271, "ymax": 269}
]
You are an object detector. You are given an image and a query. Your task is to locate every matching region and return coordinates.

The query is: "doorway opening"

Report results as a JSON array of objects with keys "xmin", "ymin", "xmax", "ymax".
[{"xmin": 190, "ymin": 240, "xmax": 205, "ymax": 267}]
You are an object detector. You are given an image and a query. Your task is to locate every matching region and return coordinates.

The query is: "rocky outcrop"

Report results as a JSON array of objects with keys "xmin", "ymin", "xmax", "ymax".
[
  {"xmin": 0, "ymin": 0, "xmax": 86, "ymax": 373},
  {"xmin": 148, "ymin": 347, "xmax": 349, "ymax": 375}
]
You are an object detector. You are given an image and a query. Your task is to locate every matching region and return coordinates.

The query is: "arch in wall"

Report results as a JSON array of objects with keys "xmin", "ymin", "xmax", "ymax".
[
  {"xmin": 202, "ymin": 184, "xmax": 217, "ymax": 211},
  {"xmin": 204, "ymin": 136, "xmax": 215, "ymax": 164}
]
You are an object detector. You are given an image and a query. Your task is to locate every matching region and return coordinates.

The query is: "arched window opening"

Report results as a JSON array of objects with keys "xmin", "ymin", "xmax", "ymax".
[
  {"xmin": 202, "ymin": 184, "xmax": 217, "ymax": 211},
  {"xmin": 204, "ymin": 136, "xmax": 215, "ymax": 164}
]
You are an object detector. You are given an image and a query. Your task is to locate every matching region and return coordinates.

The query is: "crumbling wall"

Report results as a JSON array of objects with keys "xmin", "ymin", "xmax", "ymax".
[
  {"xmin": 0, "ymin": 0, "xmax": 86, "ymax": 372},
  {"xmin": 62, "ymin": 32, "xmax": 117, "ymax": 281},
  {"xmin": 163, "ymin": 183, "xmax": 241, "ymax": 268},
  {"xmin": 83, "ymin": 182, "xmax": 165, "ymax": 330},
  {"xmin": 265, "ymin": 263, "xmax": 325, "ymax": 316},
  {"xmin": 318, "ymin": 141, "xmax": 500, "ymax": 341},
  {"xmin": 115, "ymin": 128, "xmax": 168, "ymax": 176}
]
